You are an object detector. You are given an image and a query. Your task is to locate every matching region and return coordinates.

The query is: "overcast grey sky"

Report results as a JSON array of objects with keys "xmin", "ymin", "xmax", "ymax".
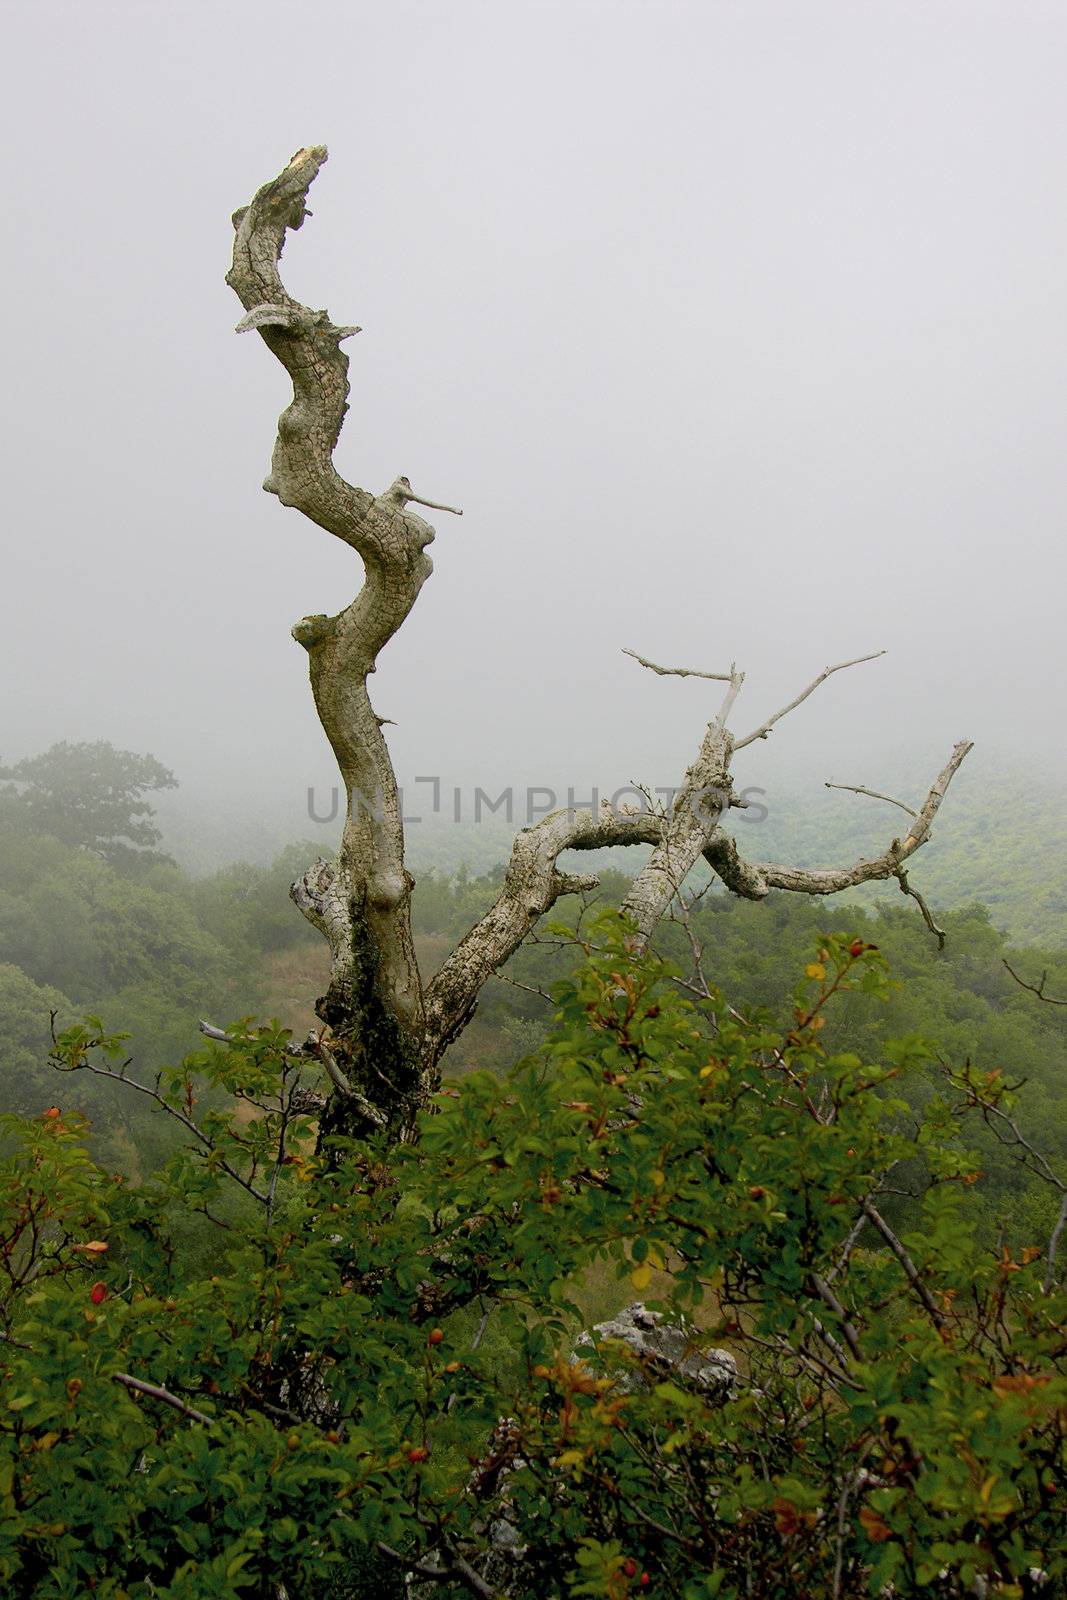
[{"xmin": 4, "ymin": 0, "xmax": 1066, "ymax": 838}]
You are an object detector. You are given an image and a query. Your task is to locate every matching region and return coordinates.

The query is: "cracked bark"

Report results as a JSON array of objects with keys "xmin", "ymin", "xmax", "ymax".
[
  {"xmin": 227, "ymin": 149, "xmax": 972, "ymax": 1143},
  {"xmin": 227, "ymin": 147, "xmax": 458, "ymax": 1138}
]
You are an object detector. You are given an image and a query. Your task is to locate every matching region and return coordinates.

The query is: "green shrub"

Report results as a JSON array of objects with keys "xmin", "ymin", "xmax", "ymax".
[{"xmin": 0, "ymin": 920, "xmax": 1063, "ymax": 1597}]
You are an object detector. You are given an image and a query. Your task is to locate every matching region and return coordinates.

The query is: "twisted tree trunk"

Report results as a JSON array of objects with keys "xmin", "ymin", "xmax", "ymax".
[{"xmin": 227, "ymin": 148, "xmax": 972, "ymax": 1147}]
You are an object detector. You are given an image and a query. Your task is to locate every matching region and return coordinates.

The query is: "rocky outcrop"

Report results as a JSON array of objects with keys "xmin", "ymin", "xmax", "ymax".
[
  {"xmin": 406, "ymin": 1304, "xmax": 737, "ymax": 1595},
  {"xmin": 577, "ymin": 1301, "xmax": 738, "ymax": 1395}
]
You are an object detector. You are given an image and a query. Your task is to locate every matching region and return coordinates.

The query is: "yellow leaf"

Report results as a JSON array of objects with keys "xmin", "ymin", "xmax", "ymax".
[
  {"xmin": 74, "ymin": 1241, "xmax": 109, "ymax": 1254},
  {"xmin": 630, "ymin": 1262, "xmax": 652, "ymax": 1291},
  {"xmin": 805, "ymin": 963, "xmax": 826, "ymax": 981},
  {"xmin": 650, "ymin": 1170, "xmax": 664, "ymax": 1188}
]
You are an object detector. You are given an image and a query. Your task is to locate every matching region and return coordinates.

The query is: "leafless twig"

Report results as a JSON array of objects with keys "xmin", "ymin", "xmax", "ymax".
[
  {"xmin": 623, "ymin": 648, "xmax": 737, "ymax": 683},
  {"xmin": 1003, "ymin": 961, "xmax": 1067, "ymax": 1008},
  {"xmin": 667, "ymin": 888, "xmax": 713, "ymax": 999},
  {"xmin": 200, "ymin": 1018, "xmax": 387, "ymax": 1126},
  {"xmin": 946, "ymin": 1065, "xmax": 1067, "ymax": 1292},
  {"xmin": 492, "ymin": 972, "xmax": 554, "ymax": 1004},
  {"xmin": 894, "ymin": 866, "xmax": 946, "ymax": 948},
  {"xmin": 824, "ymin": 780, "xmax": 917, "ymax": 817},
  {"xmin": 734, "ymin": 651, "xmax": 886, "ymax": 750},
  {"xmin": 50, "ymin": 1017, "xmax": 269, "ymax": 1207},
  {"xmin": 755, "ymin": 741, "xmax": 973, "ymax": 899}
]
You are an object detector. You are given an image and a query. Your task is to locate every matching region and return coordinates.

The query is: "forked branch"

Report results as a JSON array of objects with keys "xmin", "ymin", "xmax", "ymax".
[
  {"xmin": 752, "ymin": 741, "xmax": 973, "ymax": 896},
  {"xmin": 425, "ymin": 806, "xmax": 662, "ymax": 1049},
  {"xmin": 1003, "ymin": 961, "xmax": 1067, "ymax": 1008},
  {"xmin": 227, "ymin": 151, "xmax": 975, "ymax": 1125}
]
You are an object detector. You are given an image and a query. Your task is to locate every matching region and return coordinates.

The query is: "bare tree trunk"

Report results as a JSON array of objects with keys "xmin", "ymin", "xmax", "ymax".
[{"xmin": 227, "ymin": 148, "xmax": 972, "ymax": 1145}]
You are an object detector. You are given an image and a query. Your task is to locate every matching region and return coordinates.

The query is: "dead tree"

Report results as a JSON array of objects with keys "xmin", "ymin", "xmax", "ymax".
[{"xmin": 226, "ymin": 147, "xmax": 972, "ymax": 1143}]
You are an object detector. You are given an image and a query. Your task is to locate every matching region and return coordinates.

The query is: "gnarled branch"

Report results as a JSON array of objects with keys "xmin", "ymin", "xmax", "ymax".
[
  {"xmin": 425, "ymin": 806, "xmax": 662, "ymax": 1050},
  {"xmin": 226, "ymin": 152, "xmax": 974, "ymax": 1138},
  {"xmin": 751, "ymin": 741, "xmax": 973, "ymax": 895},
  {"xmin": 619, "ymin": 667, "xmax": 745, "ymax": 943},
  {"xmin": 228, "ymin": 150, "xmax": 461, "ymax": 1109}
]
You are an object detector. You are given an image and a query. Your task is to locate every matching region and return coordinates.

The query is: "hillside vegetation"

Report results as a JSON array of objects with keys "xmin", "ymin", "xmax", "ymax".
[{"xmin": 2, "ymin": 759, "xmax": 1065, "ymax": 1248}]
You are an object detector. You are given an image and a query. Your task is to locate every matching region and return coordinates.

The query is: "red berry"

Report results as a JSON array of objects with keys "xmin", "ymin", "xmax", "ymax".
[
  {"xmin": 427, "ymin": 1328, "xmax": 444, "ymax": 1346},
  {"xmin": 849, "ymin": 940, "xmax": 864, "ymax": 958},
  {"xmin": 89, "ymin": 1282, "xmax": 107, "ymax": 1305},
  {"xmin": 408, "ymin": 1446, "xmax": 429, "ymax": 1463},
  {"xmin": 623, "ymin": 1559, "xmax": 637, "ymax": 1577},
  {"xmin": 640, "ymin": 1576, "xmax": 651, "ymax": 1589}
]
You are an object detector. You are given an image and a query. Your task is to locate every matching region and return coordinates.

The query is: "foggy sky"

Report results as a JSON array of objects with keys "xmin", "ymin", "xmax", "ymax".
[{"xmin": 4, "ymin": 0, "xmax": 1066, "ymax": 842}]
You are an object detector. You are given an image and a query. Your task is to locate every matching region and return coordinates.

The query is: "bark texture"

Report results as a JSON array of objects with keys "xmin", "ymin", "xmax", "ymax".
[{"xmin": 227, "ymin": 149, "xmax": 973, "ymax": 1141}]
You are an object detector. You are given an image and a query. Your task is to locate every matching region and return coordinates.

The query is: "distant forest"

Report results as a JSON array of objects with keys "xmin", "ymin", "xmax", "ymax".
[
  {"xmin": 153, "ymin": 752, "xmax": 1067, "ymax": 949},
  {"xmin": 2, "ymin": 744, "xmax": 1065, "ymax": 1251}
]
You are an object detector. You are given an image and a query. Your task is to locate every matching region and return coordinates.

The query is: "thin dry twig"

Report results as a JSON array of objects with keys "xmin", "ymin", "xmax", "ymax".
[
  {"xmin": 1003, "ymin": 961, "xmax": 1067, "ymax": 1008},
  {"xmin": 50, "ymin": 1017, "xmax": 270, "ymax": 1207},
  {"xmin": 824, "ymin": 780, "xmax": 917, "ymax": 817},
  {"xmin": 622, "ymin": 647, "xmax": 737, "ymax": 683},
  {"xmin": 894, "ymin": 866, "xmax": 946, "ymax": 948},
  {"xmin": 492, "ymin": 971, "xmax": 554, "ymax": 1004},
  {"xmin": 946, "ymin": 1064, "xmax": 1067, "ymax": 1292},
  {"xmin": 734, "ymin": 650, "xmax": 886, "ymax": 750}
]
